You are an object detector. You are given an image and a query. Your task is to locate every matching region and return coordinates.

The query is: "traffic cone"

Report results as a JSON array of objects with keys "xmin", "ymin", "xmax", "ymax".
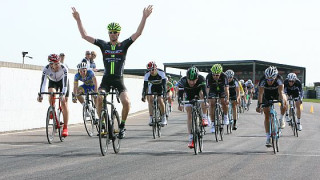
[
  {"xmin": 300, "ymin": 104, "xmax": 303, "ymax": 111},
  {"xmin": 310, "ymin": 105, "xmax": 314, "ymax": 113}
]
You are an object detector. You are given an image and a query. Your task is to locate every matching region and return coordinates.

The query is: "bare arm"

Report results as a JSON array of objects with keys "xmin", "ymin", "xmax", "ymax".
[
  {"xmin": 72, "ymin": 7, "xmax": 95, "ymax": 44},
  {"xmin": 73, "ymin": 80, "xmax": 79, "ymax": 95},
  {"xmin": 131, "ymin": 5, "xmax": 153, "ymax": 41},
  {"xmin": 93, "ymin": 76, "xmax": 98, "ymax": 92},
  {"xmin": 258, "ymin": 86, "xmax": 264, "ymax": 105}
]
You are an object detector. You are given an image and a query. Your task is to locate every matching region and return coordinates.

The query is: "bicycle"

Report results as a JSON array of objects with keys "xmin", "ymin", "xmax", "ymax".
[
  {"xmin": 287, "ymin": 96, "xmax": 299, "ymax": 137},
  {"xmin": 165, "ymin": 98, "xmax": 172, "ymax": 119},
  {"xmin": 181, "ymin": 98, "xmax": 206, "ymax": 155},
  {"xmin": 72, "ymin": 92, "xmax": 99, "ymax": 137},
  {"xmin": 39, "ymin": 92, "xmax": 65, "ymax": 144},
  {"xmin": 93, "ymin": 87, "xmax": 121, "ymax": 156},
  {"xmin": 209, "ymin": 96, "xmax": 224, "ymax": 142},
  {"xmin": 147, "ymin": 92, "xmax": 163, "ymax": 139},
  {"xmin": 227, "ymin": 100, "xmax": 238, "ymax": 134},
  {"xmin": 261, "ymin": 100, "xmax": 282, "ymax": 154}
]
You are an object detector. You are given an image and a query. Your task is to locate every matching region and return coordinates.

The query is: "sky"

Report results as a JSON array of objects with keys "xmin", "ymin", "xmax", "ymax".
[{"xmin": 0, "ymin": 0, "xmax": 319, "ymax": 85}]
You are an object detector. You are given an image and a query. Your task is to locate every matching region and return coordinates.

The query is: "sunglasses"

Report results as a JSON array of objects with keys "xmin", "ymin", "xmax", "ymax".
[
  {"xmin": 109, "ymin": 31, "xmax": 119, "ymax": 34},
  {"xmin": 213, "ymin": 74, "xmax": 220, "ymax": 77},
  {"xmin": 289, "ymin": 80, "xmax": 295, "ymax": 83},
  {"xmin": 267, "ymin": 78, "xmax": 275, "ymax": 81}
]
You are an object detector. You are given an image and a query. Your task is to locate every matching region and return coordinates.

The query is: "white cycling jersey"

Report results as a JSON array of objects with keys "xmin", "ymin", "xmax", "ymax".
[{"xmin": 40, "ymin": 64, "xmax": 68, "ymax": 94}]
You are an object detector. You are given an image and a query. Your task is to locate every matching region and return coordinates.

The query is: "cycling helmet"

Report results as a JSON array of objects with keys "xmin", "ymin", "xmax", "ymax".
[
  {"xmin": 187, "ymin": 66, "xmax": 199, "ymax": 80},
  {"xmin": 48, "ymin": 54, "xmax": 60, "ymax": 63},
  {"xmin": 287, "ymin": 73, "xmax": 297, "ymax": 81},
  {"xmin": 265, "ymin": 66, "xmax": 278, "ymax": 79},
  {"xmin": 240, "ymin": 79, "xmax": 244, "ymax": 84},
  {"xmin": 146, "ymin": 61, "xmax": 157, "ymax": 70},
  {"xmin": 211, "ymin": 64, "xmax": 223, "ymax": 74},
  {"xmin": 77, "ymin": 62, "xmax": 87, "ymax": 69},
  {"xmin": 107, "ymin": 22, "xmax": 121, "ymax": 32},
  {"xmin": 247, "ymin": 79, "xmax": 253, "ymax": 84},
  {"xmin": 225, "ymin": 69, "xmax": 235, "ymax": 78}
]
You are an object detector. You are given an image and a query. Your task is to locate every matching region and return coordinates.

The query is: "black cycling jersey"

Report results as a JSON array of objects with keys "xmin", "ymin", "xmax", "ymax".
[
  {"xmin": 206, "ymin": 72, "xmax": 228, "ymax": 98},
  {"xmin": 178, "ymin": 75, "xmax": 207, "ymax": 101},
  {"xmin": 258, "ymin": 74, "xmax": 284, "ymax": 101},
  {"xmin": 142, "ymin": 69, "xmax": 166, "ymax": 96},
  {"xmin": 228, "ymin": 77, "xmax": 239, "ymax": 99},
  {"xmin": 94, "ymin": 37, "xmax": 134, "ymax": 77},
  {"xmin": 284, "ymin": 79, "xmax": 303, "ymax": 99}
]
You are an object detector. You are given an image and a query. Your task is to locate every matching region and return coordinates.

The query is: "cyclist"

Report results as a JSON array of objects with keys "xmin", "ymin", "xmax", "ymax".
[
  {"xmin": 141, "ymin": 61, "xmax": 167, "ymax": 127},
  {"xmin": 166, "ymin": 78, "xmax": 174, "ymax": 111},
  {"xmin": 256, "ymin": 66, "xmax": 287, "ymax": 147},
  {"xmin": 72, "ymin": 5, "xmax": 153, "ymax": 139},
  {"xmin": 167, "ymin": 75, "xmax": 176, "ymax": 99},
  {"xmin": 177, "ymin": 66, "xmax": 208, "ymax": 148},
  {"xmin": 239, "ymin": 79, "xmax": 247, "ymax": 110},
  {"xmin": 206, "ymin": 64, "xmax": 229, "ymax": 133},
  {"xmin": 72, "ymin": 62, "xmax": 98, "ymax": 111},
  {"xmin": 225, "ymin": 69, "xmax": 240, "ymax": 130},
  {"xmin": 245, "ymin": 79, "xmax": 255, "ymax": 104},
  {"xmin": 283, "ymin": 73, "xmax": 303, "ymax": 131},
  {"xmin": 37, "ymin": 54, "xmax": 69, "ymax": 137}
]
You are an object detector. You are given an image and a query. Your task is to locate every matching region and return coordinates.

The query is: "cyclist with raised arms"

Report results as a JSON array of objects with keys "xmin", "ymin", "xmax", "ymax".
[
  {"xmin": 245, "ymin": 79, "xmax": 255, "ymax": 104},
  {"xmin": 72, "ymin": 5, "xmax": 153, "ymax": 139},
  {"xmin": 225, "ymin": 69, "xmax": 240, "ymax": 130},
  {"xmin": 256, "ymin": 66, "xmax": 287, "ymax": 147},
  {"xmin": 141, "ymin": 61, "xmax": 167, "ymax": 127},
  {"xmin": 37, "ymin": 54, "xmax": 69, "ymax": 137},
  {"xmin": 72, "ymin": 62, "xmax": 98, "ymax": 108},
  {"xmin": 239, "ymin": 79, "xmax": 247, "ymax": 110},
  {"xmin": 177, "ymin": 66, "xmax": 208, "ymax": 148},
  {"xmin": 206, "ymin": 64, "xmax": 230, "ymax": 133},
  {"xmin": 283, "ymin": 73, "xmax": 303, "ymax": 131}
]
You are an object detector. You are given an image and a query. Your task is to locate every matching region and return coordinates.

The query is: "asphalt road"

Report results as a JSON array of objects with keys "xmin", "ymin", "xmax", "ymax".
[{"xmin": 0, "ymin": 101, "xmax": 319, "ymax": 180}]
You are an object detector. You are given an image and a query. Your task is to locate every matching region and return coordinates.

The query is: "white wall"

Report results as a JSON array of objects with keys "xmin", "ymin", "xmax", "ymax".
[{"xmin": 0, "ymin": 67, "xmax": 147, "ymax": 132}]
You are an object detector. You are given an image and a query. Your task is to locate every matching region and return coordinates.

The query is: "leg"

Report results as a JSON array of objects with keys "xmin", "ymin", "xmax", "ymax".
[
  {"xmin": 186, "ymin": 106, "xmax": 194, "ymax": 148},
  {"xmin": 120, "ymin": 92, "xmax": 130, "ymax": 122}
]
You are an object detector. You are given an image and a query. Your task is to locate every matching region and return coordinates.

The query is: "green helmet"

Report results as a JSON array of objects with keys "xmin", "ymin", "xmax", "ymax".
[
  {"xmin": 187, "ymin": 66, "xmax": 199, "ymax": 80},
  {"xmin": 211, "ymin": 64, "xmax": 223, "ymax": 74},
  {"xmin": 107, "ymin": 22, "xmax": 121, "ymax": 32}
]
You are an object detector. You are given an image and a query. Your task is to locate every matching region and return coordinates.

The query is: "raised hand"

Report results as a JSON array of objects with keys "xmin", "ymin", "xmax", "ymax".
[
  {"xmin": 71, "ymin": 7, "xmax": 80, "ymax": 21},
  {"xmin": 143, "ymin": 5, "xmax": 153, "ymax": 18}
]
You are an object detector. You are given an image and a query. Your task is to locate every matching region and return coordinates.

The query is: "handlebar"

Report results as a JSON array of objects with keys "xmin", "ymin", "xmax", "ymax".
[{"xmin": 181, "ymin": 99, "xmax": 205, "ymax": 105}]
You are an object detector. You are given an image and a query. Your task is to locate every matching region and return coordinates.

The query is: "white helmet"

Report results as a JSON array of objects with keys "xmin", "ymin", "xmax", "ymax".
[
  {"xmin": 225, "ymin": 69, "xmax": 235, "ymax": 79},
  {"xmin": 77, "ymin": 62, "xmax": 87, "ymax": 69},
  {"xmin": 287, "ymin": 73, "xmax": 297, "ymax": 81},
  {"xmin": 247, "ymin": 79, "xmax": 252, "ymax": 84},
  {"xmin": 240, "ymin": 79, "xmax": 244, "ymax": 84},
  {"xmin": 265, "ymin": 66, "xmax": 278, "ymax": 79}
]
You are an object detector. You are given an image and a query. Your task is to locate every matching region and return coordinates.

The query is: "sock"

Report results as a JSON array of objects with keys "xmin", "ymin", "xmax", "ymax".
[
  {"xmin": 280, "ymin": 114, "xmax": 283, "ymax": 120},
  {"xmin": 234, "ymin": 120, "xmax": 237, "ymax": 125},
  {"xmin": 297, "ymin": 118, "xmax": 300, "ymax": 124},
  {"xmin": 266, "ymin": 133, "xmax": 270, "ymax": 138},
  {"xmin": 189, "ymin": 134, "xmax": 193, "ymax": 140},
  {"xmin": 81, "ymin": 102, "xmax": 85, "ymax": 106},
  {"xmin": 63, "ymin": 125, "xmax": 67, "ymax": 129},
  {"xmin": 120, "ymin": 120, "xmax": 126, "ymax": 128}
]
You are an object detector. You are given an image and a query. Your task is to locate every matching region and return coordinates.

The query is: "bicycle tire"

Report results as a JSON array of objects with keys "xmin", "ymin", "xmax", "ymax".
[
  {"xmin": 192, "ymin": 110, "xmax": 199, "ymax": 155},
  {"xmin": 227, "ymin": 104, "xmax": 233, "ymax": 134},
  {"xmin": 46, "ymin": 107, "xmax": 55, "ymax": 144},
  {"xmin": 198, "ymin": 114, "xmax": 204, "ymax": 153},
  {"xmin": 214, "ymin": 107, "xmax": 219, "ymax": 142},
  {"xmin": 220, "ymin": 111, "xmax": 224, "ymax": 141},
  {"xmin": 83, "ymin": 104, "xmax": 94, "ymax": 137},
  {"xmin": 289, "ymin": 108, "xmax": 295, "ymax": 136},
  {"xmin": 57, "ymin": 109, "xmax": 64, "ymax": 142},
  {"xmin": 157, "ymin": 107, "xmax": 161, "ymax": 138},
  {"xmin": 270, "ymin": 115, "xmax": 276, "ymax": 154},
  {"xmin": 111, "ymin": 110, "xmax": 121, "ymax": 153},
  {"xmin": 293, "ymin": 110, "xmax": 298, "ymax": 137},
  {"xmin": 99, "ymin": 111, "xmax": 109, "ymax": 156}
]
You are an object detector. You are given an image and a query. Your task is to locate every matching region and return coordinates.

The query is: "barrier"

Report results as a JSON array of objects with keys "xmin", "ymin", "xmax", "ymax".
[{"xmin": 0, "ymin": 64, "xmax": 147, "ymax": 132}]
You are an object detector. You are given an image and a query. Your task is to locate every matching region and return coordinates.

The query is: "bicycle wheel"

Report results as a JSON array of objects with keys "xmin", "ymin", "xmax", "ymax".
[
  {"xmin": 46, "ymin": 107, "xmax": 55, "ymax": 144},
  {"xmin": 220, "ymin": 111, "xmax": 224, "ymax": 141},
  {"xmin": 292, "ymin": 111, "xmax": 298, "ymax": 137},
  {"xmin": 99, "ymin": 110, "xmax": 109, "ymax": 156},
  {"xmin": 214, "ymin": 108, "xmax": 219, "ymax": 142},
  {"xmin": 152, "ymin": 104, "xmax": 157, "ymax": 139},
  {"xmin": 111, "ymin": 110, "xmax": 121, "ymax": 154},
  {"xmin": 57, "ymin": 109, "xmax": 64, "ymax": 142},
  {"xmin": 289, "ymin": 108, "xmax": 296, "ymax": 136},
  {"xmin": 192, "ymin": 110, "xmax": 199, "ymax": 155},
  {"xmin": 227, "ymin": 105, "xmax": 233, "ymax": 134},
  {"xmin": 157, "ymin": 108, "xmax": 161, "ymax": 138},
  {"xmin": 198, "ymin": 114, "xmax": 204, "ymax": 153},
  {"xmin": 83, "ymin": 103, "xmax": 94, "ymax": 137},
  {"xmin": 270, "ymin": 115, "xmax": 276, "ymax": 154}
]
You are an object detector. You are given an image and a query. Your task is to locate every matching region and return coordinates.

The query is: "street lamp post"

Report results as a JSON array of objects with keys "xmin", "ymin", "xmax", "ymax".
[{"xmin": 22, "ymin": 51, "xmax": 33, "ymax": 64}]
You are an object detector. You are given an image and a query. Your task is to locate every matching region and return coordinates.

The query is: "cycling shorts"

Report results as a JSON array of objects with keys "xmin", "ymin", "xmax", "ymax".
[
  {"xmin": 79, "ymin": 84, "xmax": 95, "ymax": 94},
  {"xmin": 48, "ymin": 79, "xmax": 69, "ymax": 97},
  {"xmin": 100, "ymin": 75, "xmax": 126, "ymax": 94}
]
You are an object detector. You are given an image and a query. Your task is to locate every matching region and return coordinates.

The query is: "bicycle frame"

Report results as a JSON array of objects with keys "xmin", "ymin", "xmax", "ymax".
[
  {"xmin": 147, "ymin": 92, "xmax": 163, "ymax": 139},
  {"xmin": 287, "ymin": 96, "xmax": 298, "ymax": 137},
  {"xmin": 209, "ymin": 96, "xmax": 224, "ymax": 142}
]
